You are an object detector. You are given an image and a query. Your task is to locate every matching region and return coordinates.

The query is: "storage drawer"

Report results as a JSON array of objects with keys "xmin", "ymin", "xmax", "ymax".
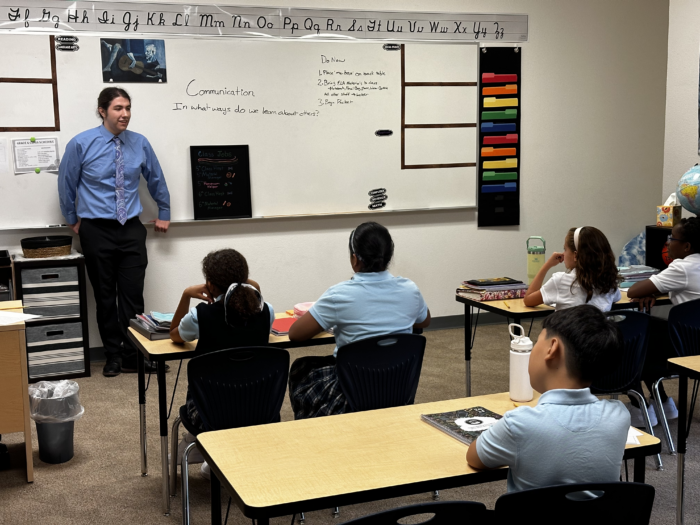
[
  {"xmin": 23, "ymin": 304, "xmax": 80, "ymax": 319},
  {"xmin": 26, "ymin": 322, "xmax": 85, "ymax": 379},
  {"xmin": 21, "ymin": 266, "xmax": 79, "ymax": 308}
]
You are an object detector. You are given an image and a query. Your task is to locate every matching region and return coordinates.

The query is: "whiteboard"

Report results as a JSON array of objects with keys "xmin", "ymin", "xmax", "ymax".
[{"xmin": 0, "ymin": 34, "xmax": 477, "ymax": 228}]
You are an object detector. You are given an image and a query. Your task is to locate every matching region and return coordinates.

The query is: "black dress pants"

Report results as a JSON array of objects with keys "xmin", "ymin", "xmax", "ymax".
[{"xmin": 79, "ymin": 217, "xmax": 148, "ymax": 360}]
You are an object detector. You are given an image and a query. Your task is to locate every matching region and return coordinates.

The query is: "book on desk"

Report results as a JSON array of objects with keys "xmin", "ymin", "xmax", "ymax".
[
  {"xmin": 421, "ymin": 407, "xmax": 502, "ymax": 445},
  {"xmin": 130, "ymin": 318, "xmax": 171, "ymax": 341}
]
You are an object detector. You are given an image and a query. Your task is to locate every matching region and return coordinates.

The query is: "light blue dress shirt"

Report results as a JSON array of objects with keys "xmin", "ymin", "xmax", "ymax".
[
  {"xmin": 178, "ymin": 295, "xmax": 275, "ymax": 341},
  {"xmin": 476, "ymin": 388, "xmax": 630, "ymax": 493},
  {"xmin": 58, "ymin": 125, "xmax": 170, "ymax": 225},
  {"xmin": 308, "ymin": 270, "xmax": 429, "ymax": 356}
]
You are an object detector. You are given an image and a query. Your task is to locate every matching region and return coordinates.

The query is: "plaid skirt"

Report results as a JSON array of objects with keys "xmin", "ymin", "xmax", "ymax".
[{"xmin": 289, "ymin": 355, "xmax": 349, "ymax": 419}]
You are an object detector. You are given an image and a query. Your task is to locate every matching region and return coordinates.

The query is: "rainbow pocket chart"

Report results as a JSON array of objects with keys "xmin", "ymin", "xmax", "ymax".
[{"xmin": 478, "ymin": 47, "xmax": 521, "ymax": 227}]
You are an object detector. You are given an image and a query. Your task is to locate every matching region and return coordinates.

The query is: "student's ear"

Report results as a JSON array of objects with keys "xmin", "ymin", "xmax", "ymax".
[{"xmin": 544, "ymin": 337, "xmax": 563, "ymax": 363}]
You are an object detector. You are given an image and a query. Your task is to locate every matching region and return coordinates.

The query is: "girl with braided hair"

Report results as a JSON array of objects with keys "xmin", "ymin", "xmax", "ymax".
[
  {"xmin": 627, "ymin": 216, "xmax": 700, "ymax": 426},
  {"xmin": 288, "ymin": 221, "xmax": 431, "ymax": 420}
]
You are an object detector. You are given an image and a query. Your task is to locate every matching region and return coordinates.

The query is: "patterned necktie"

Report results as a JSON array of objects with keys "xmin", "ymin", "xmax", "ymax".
[{"xmin": 114, "ymin": 136, "xmax": 127, "ymax": 225}]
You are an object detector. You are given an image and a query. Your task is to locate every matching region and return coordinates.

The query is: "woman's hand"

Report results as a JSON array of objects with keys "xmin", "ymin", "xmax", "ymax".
[{"xmin": 184, "ymin": 284, "xmax": 214, "ymax": 303}]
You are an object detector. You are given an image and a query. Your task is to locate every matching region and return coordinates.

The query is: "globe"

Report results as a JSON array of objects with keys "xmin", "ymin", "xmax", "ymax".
[{"xmin": 677, "ymin": 165, "xmax": 700, "ymax": 215}]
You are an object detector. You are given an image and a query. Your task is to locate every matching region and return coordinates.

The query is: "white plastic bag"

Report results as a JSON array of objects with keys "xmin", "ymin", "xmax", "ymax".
[{"xmin": 28, "ymin": 380, "xmax": 84, "ymax": 423}]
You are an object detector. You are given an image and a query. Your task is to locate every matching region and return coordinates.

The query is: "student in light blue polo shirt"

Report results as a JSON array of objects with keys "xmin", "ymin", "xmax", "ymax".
[
  {"xmin": 467, "ymin": 305, "xmax": 630, "ymax": 492},
  {"xmin": 288, "ymin": 221, "xmax": 431, "ymax": 419}
]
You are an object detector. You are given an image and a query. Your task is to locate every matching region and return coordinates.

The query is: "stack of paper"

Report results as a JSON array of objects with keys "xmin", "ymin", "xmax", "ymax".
[
  {"xmin": 272, "ymin": 317, "xmax": 296, "ymax": 336},
  {"xmin": 150, "ymin": 311, "xmax": 174, "ymax": 328},
  {"xmin": 456, "ymin": 278, "xmax": 528, "ymax": 302},
  {"xmin": 618, "ymin": 266, "xmax": 659, "ymax": 290},
  {"xmin": 137, "ymin": 314, "xmax": 170, "ymax": 332}
]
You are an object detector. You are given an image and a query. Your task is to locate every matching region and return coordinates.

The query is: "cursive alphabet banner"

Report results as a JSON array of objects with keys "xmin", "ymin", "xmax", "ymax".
[{"xmin": 0, "ymin": 2, "xmax": 528, "ymax": 42}]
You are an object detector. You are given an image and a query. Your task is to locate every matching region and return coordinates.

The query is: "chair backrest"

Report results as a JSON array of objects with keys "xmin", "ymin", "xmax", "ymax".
[
  {"xmin": 494, "ymin": 482, "xmax": 655, "ymax": 525},
  {"xmin": 187, "ymin": 347, "xmax": 289, "ymax": 432},
  {"xmin": 336, "ymin": 333, "xmax": 426, "ymax": 412},
  {"xmin": 590, "ymin": 311, "xmax": 650, "ymax": 395},
  {"xmin": 668, "ymin": 297, "xmax": 700, "ymax": 358},
  {"xmin": 339, "ymin": 501, "xmax": 487, "ymax": 525}
]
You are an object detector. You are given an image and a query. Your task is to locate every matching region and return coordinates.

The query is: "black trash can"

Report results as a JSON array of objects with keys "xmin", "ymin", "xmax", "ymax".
[
  {"xmin": 28, "ymin": 380, "xmax": 84, "ymax": 465},
  {"xmin": 36, "ymin": 421, "xmax": 74, "ymax": 464}
]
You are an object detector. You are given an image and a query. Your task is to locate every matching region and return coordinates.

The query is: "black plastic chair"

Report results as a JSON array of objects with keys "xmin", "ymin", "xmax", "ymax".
[
  {"xmin": 336, "ymin": 333, "xmax": 426, "ymax": 412},
  {"xmin": 315, "ymin": 333, "xmax": 426, "ymax": 521},
  {"xmin": 590, "ymin": 311, "xmax": 661, "ymax": 469},
  {"xmin": 653, "ymin": 298, "xmax": 700, "ymax": 454},
  {"xmin": 494, "ymin": 482, "xmax": 655, "ymax": 525},
  {"xmin": 170, "ymin": 347, "xmax": 289, "ymax": 525},
  {"xmin": 339, "ymin": 501, "xmax": 489, "ymax": 524}
]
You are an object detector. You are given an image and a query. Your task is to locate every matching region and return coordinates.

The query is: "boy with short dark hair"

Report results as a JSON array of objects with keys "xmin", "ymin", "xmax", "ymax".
[{"xmin": 466, "ymin": 305, "xmax": 630, "ymax": 492}]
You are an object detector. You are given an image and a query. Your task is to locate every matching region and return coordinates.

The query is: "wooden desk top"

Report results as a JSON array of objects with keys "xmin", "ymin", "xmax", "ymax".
[
  {"xmin": 127, "ymin": 313, "xmax": 335, "ymax": 361},
  {"xmin": 456, "ymin": 291, "xmax": 671, "ymax": 317},
  {"xmin": 0, "ymin": 301, "xmax": 25, "ymax": 332},
  {"xmin": 669, "ymin": 356, "xmax": 700, "ymax": 377},
  {"xmin": 197, "ymin": 392, "xmax": 659, "ymax": 517}
]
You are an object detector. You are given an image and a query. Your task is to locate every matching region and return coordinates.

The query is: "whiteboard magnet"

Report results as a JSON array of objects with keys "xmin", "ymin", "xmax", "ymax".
[
  {"xmin": 375, "ymin": 130, "xmax": 393, "ymax": 137},
  {"xmin": 30, "ymin": 137, "xmax": 36, "ymax": 142},
  {"xmin": 35, "ymin": 168, "xmax": 41, "ymax": 173}
]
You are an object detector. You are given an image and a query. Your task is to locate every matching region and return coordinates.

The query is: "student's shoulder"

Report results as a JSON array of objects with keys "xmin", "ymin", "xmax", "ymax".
[{"xmin": 391, "ymin": 275, "xmax": 421, "ymax": 291}]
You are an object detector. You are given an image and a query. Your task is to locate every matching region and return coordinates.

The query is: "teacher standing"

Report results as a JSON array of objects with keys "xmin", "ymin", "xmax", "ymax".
[{"xmin": 58, "ymin": 87, "xmax": 171, "ymax": 377}]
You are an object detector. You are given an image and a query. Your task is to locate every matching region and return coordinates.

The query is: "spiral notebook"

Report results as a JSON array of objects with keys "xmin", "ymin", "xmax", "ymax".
[{"xmin": 421, "ymin": 407, "xmax": 502, "ymax": 445}]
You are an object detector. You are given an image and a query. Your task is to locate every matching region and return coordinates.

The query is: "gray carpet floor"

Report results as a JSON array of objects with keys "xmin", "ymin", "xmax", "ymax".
[{"xmin": 0, "ymin": 323, "xmax": 696, "ymax": 524}]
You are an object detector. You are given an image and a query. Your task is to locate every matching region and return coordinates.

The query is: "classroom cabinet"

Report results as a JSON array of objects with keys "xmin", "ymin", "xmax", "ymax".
[{"xmin": 12, "ymin": 256, "xmax": 91, "ymax": 382}]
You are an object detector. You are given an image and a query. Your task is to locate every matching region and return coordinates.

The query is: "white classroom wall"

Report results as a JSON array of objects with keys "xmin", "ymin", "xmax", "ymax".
[
  {"xmin": 0, "ymin": 0, "xmax": 669, "ymax": 348},
  {"xmin": 663, "ymin": 0, "xmax": 700, "ymax": 210}
]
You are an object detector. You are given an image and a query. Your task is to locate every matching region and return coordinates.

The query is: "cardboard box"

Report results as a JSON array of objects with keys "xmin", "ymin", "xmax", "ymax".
[{"xmin": 657, "ymin": 205, "xmax": 682, "ymax": 227}]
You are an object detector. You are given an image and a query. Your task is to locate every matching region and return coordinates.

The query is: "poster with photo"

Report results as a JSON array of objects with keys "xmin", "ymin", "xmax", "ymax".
[{"xmin": 101, "ymin": 39, "xmax": 167, "ymax": 83}]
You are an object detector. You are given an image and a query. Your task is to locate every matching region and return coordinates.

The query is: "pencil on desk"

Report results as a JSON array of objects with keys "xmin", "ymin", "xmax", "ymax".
[{"xmin": 503, "ymin": 301, "xmax": 511, "ymax": 309}]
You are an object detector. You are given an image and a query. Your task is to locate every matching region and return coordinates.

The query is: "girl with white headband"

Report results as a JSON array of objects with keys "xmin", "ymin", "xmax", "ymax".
[
  {"xmin": 169, "ymin": 248, "xmax": 274, "ymax": 477},
  {"xmin": 524, "ymin": 226, "xmax": 621, "ymax": 312}
]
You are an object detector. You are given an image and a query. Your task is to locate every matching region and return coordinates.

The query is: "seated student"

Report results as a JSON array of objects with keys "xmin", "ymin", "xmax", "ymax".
[
  {"xmin": 625, "ymin": 217, "xmax": 700, "ymax": 425},
  {"xmin": 288, "ymin": 221, "xmax": 431, "ymax": 419},
  {"xmin": 169, "ymin": 248, "xmax": 274, "ymax": 476},
  {"xmin": 467, "ymin": 305, "xmax": 629, "ymax": 492},
  {"xmin": 524, "ymin": 226, "xmax": 621, "ymax": 311}
]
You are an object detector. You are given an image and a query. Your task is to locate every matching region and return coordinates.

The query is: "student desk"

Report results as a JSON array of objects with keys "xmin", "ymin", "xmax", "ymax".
[
  {"xmin": 456, "ymin": 292, "xmax": 672, "ymax": 396},
  {"xmin": 127, "ymin": 315, "xmax": 335, "ymax": 516},
  {"xmin": 0, "ymin": 300, "xmax": 33, "ymax": 483},
  {"xmin": 197, "ymin": 391, "xmax": 661, "ymax": 525},
  {"xmin": 668, "ymin": 355, "xmax": 700, "ymax": 525}
]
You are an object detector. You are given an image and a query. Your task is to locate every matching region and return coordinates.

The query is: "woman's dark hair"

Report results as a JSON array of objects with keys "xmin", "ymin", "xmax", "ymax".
[
  {"xmin": 349, "ymin": 222, "xmax": 394, "ymax": 273},
  {"xmin": 201, "ymin": 249, "xmax": 260, "ymax": 324},
  {"xmin": 678, "ymin": 217, "xmax": 700, "ymax": 253},
  {"xmin": 565, "ymin": 226, "xmax": 621, "ymax": 302},
  {"xmin": 96, "ymin": 87, "xmax": 131, "ymax": 120}
]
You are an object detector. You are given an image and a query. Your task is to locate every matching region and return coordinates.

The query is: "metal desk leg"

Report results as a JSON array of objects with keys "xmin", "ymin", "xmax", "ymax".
[
  {"xmin": 677, "ymin": 374, "xmax": 688, "ymax": 525},
  {"xmin": 211, "ymin": 472, "xmax": 221, "ymax": 525},
  {"xmin": 633, "ymin": 456, "xmax": 645, "ymax": 483},
  {"xmin": 157, "ymin": 361, "xmax": 170, "ymax": 516},
  {"xmin": 137, "ymin": 350, "xmax": 147, "ymax": 477},
  {"xmin": 464, "ymin": 304, "xmax": 472, "ymax": 397}
]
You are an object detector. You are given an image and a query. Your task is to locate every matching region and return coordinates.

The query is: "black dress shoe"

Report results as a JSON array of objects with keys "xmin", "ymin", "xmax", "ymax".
[
  {"xmin": 121, "ymin": 358, "xmax": 169, "ymax": 373},
  {"xmin": 103, "ymin": 358, "xmax": 121, "ymax": 377}
]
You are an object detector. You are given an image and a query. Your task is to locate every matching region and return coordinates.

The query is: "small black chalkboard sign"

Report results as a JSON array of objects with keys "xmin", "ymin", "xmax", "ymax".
[{"xmin": 190, "ymin": 145, "xmax": 252, "ymax": 220}]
